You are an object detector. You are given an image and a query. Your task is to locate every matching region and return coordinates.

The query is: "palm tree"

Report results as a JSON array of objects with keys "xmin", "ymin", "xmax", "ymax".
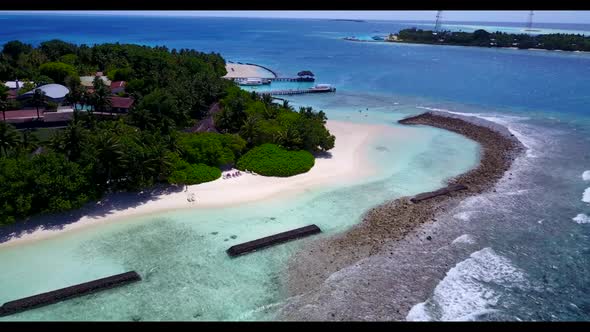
[
  {"xmin": 282, "ymin": 99, "xmax": 293, "ymax": 111},
  {"xmin": 161, "ymin": 132, "xmax": 181, "ymax": 154},
  {"xmin": 261, "ymin": 93, "xmax": 273, "ymax": 107},
  {"xmin": 213, "ymin": 109, "xmax": 233, "ymax": 134},
  {"xmin": 91, "ymin": 76, "xmax": 112, "ymax": 114},
  {"xmin": 82, "ymin": 89, "xmax": 91, "ymax": 113},
  {"xmin": 93, "ymin": 133, "xmax": 126, "ymax": 190},
  {"xmin": 0, "ymin": 84, "xmax": 9, "ymax": 121},
  {"xmin": 273, "ymin": 125, "xmax": 302, "ymax": 150},
  {"xmin": 239, "ymin": 116, "xmax": 260, "ymax": 146},
  {"xmin": 135, "ymin": 140, "xmax": 172, "ymax": 185},
  {"xmin": 0, "ymin": 122, "xmax": 19, "ymax": 157},
  {"xmin": 0, "ymin": 98, "xmax": 8, "ymax": 122},
  {"xmin": 65, "ymin": 79, "xmax": 85, "ymax": 123},
  {"xmin": 50, "ymin": 122, "xmax": 86, "ymax": 161},
  {"xmin": 30, "ymin": 89, "xmax": 47, "ymax": 120},
  {"xmin": 20, "ymin": 129, "xmax": 39, "ymax": 153},
  {"xmin": 129, "ymin": 107, "xmax": 154, "ymax": 131}
]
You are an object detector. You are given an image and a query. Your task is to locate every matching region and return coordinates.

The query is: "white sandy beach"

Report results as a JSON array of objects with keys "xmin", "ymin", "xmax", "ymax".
[
  {"xmin": 223, "ymin": 63, "xmax": 275, "ymax": 79},
  {"xmin": 1, "ymin": 120, "xmax": 398, "ymax": 247}
]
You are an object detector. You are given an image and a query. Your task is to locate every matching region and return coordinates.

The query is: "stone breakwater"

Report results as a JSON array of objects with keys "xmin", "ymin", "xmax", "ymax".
[{"xmin": 281, "ymin": 111, "xmax": 524, "ymax": 316}]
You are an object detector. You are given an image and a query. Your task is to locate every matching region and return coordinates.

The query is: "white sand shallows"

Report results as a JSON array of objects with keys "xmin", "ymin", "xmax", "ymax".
[
  {"xmin": 223, "ymin": 63, "xmax": 275, "ymax": 79},
  {"xmin": 1, "ymin": 121, "xmax": 399, "ymax": 246}
]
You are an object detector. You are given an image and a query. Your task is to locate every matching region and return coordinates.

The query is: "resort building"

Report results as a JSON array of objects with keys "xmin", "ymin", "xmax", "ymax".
[
  {"xmin": 18, "ymin": 84, "xmax": 70, "ymax": 103},
  {"xmin": 110, "ymin": 96, "xmax": 134, "ymax": 113},
  {"xmin": 110, "ymin": 81, "xmax": 126, "ymax": 94},
  {"xmin": 4, "ymin": 80, "xmax": 32, "ymax": 90},
  {"xmin": 80, "ymin": 73, "xmax": 111, "ymax": 88}
]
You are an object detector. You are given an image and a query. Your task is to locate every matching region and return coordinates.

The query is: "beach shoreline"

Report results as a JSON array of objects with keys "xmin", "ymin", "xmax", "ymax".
[
  {"xmin": 223, "ymin": 62, "xmax": 276, "ymax": 79},
  {"xmin": 280, "ymin": 111, "xmax": 525, "ymax": 320},
  {"xmin": 0, "ymin": 120, "xmax": 394, "ymax": 248}
]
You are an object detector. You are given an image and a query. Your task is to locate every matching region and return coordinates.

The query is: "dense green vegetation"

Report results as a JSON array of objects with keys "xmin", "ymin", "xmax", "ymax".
[
  {"xmin": 216, "ymin": 86, "xmax": 335, "ymax": 153},
  {"xmin": 0, "ymin": 40, "xmax": 335, "ymax": 225},
  {"xmin": 392, "ymin": 28, "xmax": 590, "ymax": 51},
  {"xmin": 178, "ymin": 132, "xmax": 247, "ymax": 168},
  {"xmin": 236, "ymin": 144, "xmax": 315, "ymax": 177},
  {"xmin": 167, "ymin": 157, "xmax": 222, "ymax": 185}
]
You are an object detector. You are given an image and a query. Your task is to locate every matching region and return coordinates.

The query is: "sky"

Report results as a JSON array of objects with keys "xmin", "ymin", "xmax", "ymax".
[{"xmin": 4, "ymin": 11, "xmax": 590, "ymax": 24}]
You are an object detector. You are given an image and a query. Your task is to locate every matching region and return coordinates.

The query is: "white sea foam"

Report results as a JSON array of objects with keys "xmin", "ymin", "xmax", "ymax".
[
  {"xmin": 583, "ymin": 188, "xmax": 590, "ymax": 203},
  {"xmin": 414, "ymin": 107, "xmax": 537, "ymax": 158},
  {"xmin": 572, "ymin": 214, "xmax": 590, "ymax": 224},
  {"xmin": 406, "ymin": 302, "xmax": 430, "ymax": 321},
  {"xmin": 583, "ymin": 171, "xmax": 590, "ymax": 181},
  {"xmin": 416, "ymin": 106, "xmax": 452, "ymax": 113},
  {"xmin": 452, "ymin": 234, "xmax": 476, "ymax": 245},
  {"xmin": 453, "ymin": 211, "xmax": 475, "ymax": 222},
  {"xmin": 406, "ymin": 247, "xmax": 527, "ymax": 321}
]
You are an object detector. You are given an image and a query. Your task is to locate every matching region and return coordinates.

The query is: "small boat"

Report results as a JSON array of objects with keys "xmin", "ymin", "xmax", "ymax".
[
  {"xmin": 238, "ymin": 78, "xmax": 264, "ymax": 86},
  {"xmin": 310, "ymin": 84, "xmax": 335, "ymax": 92}
]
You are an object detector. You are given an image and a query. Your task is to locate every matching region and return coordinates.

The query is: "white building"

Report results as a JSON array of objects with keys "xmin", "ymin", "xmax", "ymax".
[{"xmin": 19, "ymin": 84, "xmax": 70, "ymax": 103}]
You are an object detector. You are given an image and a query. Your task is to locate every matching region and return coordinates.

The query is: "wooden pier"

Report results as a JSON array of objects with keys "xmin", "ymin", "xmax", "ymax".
[
  {"xmin": 0, "ymin": 271, "xmax": 141, "ymax": 317},
  {"xmin": 230, "ymin": 77, "xmax": 315, "ymax": 83},
  {"xmin": 257, "ymin": 87, "xmax": 336, "ymax": 96},
  {"xmin": 268, "ymin": 77, "xmax": 315, "ymax": 82},
  {"xmin": 410, "ymin": 184, "xmax": 468, "ymax": 203},
  {"xmin": 227, "ymin": 224, "xmax": 322, "ymax": 257}
]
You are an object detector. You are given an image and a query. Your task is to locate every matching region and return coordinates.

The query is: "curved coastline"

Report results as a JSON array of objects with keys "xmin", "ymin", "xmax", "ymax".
[
  {"xmin": 244, "ymin": 62, "xmax": 278, "ymax": 78},
  {"xmin": 223, "ymin": 62, "xmax": 277, "ymax": 79},
  {"xmin": 0, "ymin": 121, "xmax": 394, "ymax": 247},
  {"xmin": 280, "ymin": 111, "xmax": 525, "ymax": 319}
]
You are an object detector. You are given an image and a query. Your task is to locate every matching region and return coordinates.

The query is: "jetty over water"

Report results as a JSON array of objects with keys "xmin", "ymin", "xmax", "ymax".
[
  {"xmin": 257, "ymin": 86, "xmax": 337, "ymax": 96},
  {"xmin": 0, "ymin": 271, "xmax": 141, "ymax": 317},
  {"xmin": 269, "ymin": 77, "xmax": 315, "ymax": 82},
  {"xmin": 227, "ymin": 224, "xmax": 322, "ymax": 257}
]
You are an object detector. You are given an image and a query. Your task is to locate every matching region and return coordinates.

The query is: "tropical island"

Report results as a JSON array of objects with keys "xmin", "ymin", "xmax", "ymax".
[
  {"xmin": 384, "ymin": 28, "xmax": 590, "ymax": 52},
  {"xmin": 0, "ymin": 40, "xmax": 335, "ymax": 226}
]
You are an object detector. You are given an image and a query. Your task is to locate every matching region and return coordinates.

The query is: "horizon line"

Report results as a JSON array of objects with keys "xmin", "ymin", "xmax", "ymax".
[{"xmin": 1, "ymin": 11, "xmax": 589, "ymax": 25}]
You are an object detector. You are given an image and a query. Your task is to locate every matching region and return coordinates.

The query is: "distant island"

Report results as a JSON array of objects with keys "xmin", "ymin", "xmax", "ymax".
[
  {"xmin": 329, "ymin": 19, "xmax": 366, "ymax": 23},
  {"xmin": 383, "ymin": 28, "xmax": 590, "ymax": 52}
]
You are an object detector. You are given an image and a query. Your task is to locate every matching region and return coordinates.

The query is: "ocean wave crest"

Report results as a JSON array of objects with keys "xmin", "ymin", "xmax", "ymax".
[
  {"xmin": 583, "ymin": 171, "xmax": 590, "ymax": 181},
  {"xmin": 583, "ymin": 188, "xmax": 590, "ymax": 203},
  {"xmin": 451, "ymin": 234, "xmax": 476, "ymax": 245},
  {"xmin": 573, "ymin": 214, "xmax": 590, "ymax": 224},
  {"xmin": 406, "ymin": 247, "xmax": 527, "ymax": 321}
]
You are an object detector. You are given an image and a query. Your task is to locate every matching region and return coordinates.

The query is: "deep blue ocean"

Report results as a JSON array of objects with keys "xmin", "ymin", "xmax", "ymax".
[{"xmin": 1, "ymin": 14, "xmax": 589, "ymax": 321}]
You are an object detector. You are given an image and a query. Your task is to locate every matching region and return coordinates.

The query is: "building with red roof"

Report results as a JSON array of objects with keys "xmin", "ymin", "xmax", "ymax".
[
  {"xmin": 110, "ymin": 96, "xmax": 134, "ymax": 113},
  {"xmin": 110, "ymin": 81, "xmax": 126, "ymax": 94}
]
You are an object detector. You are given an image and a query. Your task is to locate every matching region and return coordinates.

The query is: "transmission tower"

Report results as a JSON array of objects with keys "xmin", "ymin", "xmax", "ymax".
[
  {"xmin": 434, "ymin": 11, "xmax": 443, "ymax": 31},
  {"xmin": 526, "ymin": 10, "xmax": 534, "ymax": 29}
]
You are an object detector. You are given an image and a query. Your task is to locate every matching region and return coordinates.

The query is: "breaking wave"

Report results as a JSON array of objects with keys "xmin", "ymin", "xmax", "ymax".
[
  {"xmin": 406, "ymin": 247, "xmax": 528, "ymax": 321},
  {"xmin": 573, "ymin": 214, "xmax": 590, "ymax": 224},
  {"xmin": 451, "ymin": 234, "xmax": 476, "ymax": 245}
]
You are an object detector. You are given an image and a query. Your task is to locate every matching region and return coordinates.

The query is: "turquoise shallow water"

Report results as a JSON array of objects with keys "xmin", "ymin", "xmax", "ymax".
[
  {"xmin": 1, "ymin": 15, "xmax": 589, "ymax": 321},
  {"xmin": 0, "ymin": 105, "xmax": 479, "ymax": 321}
]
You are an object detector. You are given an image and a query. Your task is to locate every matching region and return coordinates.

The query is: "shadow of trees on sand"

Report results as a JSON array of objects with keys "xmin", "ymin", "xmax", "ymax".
[{"xmin": 0, "ymin": 185, "xmax": 184, "ymax": 244}]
